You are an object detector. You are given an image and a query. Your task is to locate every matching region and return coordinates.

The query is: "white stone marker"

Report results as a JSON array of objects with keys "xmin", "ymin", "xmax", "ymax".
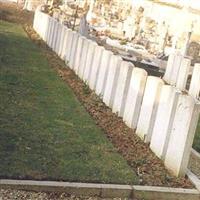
[
  {"xmin": 69, "ymin": 32, "xmax": 79, "ymax": 69},
  {"xmin": 112, "ymin": 61, "xmax": 134, "ymax": 117},
  {"xmin": 65, "ymin": 29, "xmax": 73, "ymax": 63},
  {"xmin": 77, "ymin": 38, "xmax": 89, "ymax": 79},
  {"xmin": 123, "ymin": 68, "xmax": 147, "ymax": 129},
  {"xmin": 189, "ymin": 64, "xmax": 200, "ymax": 99},
  {"xmin": 45, "ymin": 16, "xmax": 51, "ymax": 43},
  {"xmin": 60, "ymin": 28, "xmax": 69, "ymax": 60},
  {"xmin": 176, "ymin": 58, "xmax": 191, "ymax": 91},
  {"xmin": 55, "ymin": 23, "xmax": 62, "ymax": 54},
  {"xmin": 49, "ymin": 19, "xmax": 56, "ymax": 49},
  {"xmin": 150, "ymin": 85, "xmax": 180, "ymax": 159},
  {"xmin": 58, "ymin": 25, "xmax": 66, "ymax": 57},
  {"xmin": 95, "ymin": 50, "xmax": 113, "ymax": 96},
  {"xmin": 170, "ymin": 52, "xmax": 183, "ymax": 85},
  {"xmin": 83, "ymin": 41, "xmax": 97, "ymax": 83},
  {"xmin": 103, "ymin": 55, "xmax": 122, "ymax": 107},
  {"xmin": 136, "ymin": 76, "xmax": 164, "ymax": 143},
  {"xmin": 74, "ymin": 36, "xmax": 84, "ymax": 74},
  {"xmin": 163, "ymin": 53, "xmax": 175, "ymax": 83},
  {"xmin": 47, "ymin": 17, "xmax": 53, "ymax": 47},
  {"xmin": 53, "ymin": 22, "xmax": 60, "ymax": 52},
  {"xmin": 164, "ymin": 95, "xmax": 200, "ymax": 177},
  {"xmin": 88, "ymin": 46, "xmax": 104, "ymax": 90}
]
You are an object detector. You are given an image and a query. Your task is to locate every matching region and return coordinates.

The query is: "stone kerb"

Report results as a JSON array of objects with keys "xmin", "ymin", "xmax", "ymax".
[
  {"xmin": 77, "ymin": 38, "xmax": 89, "ymax": 79},
  {"xmin": 60, "ymin": 28, "xmax": 70, "ymax": 60},
  {"xmin": 65, "ymin": 29, "xmax": 73, "ymax": 63},
  {"xmin": 112, "ymin": 61, "xmax": 134, "ymax": 117},
  {"xmin": 69, "ymin": 32, "xmax": 79, "ymax": 69},
  {"xmin": 95, "ymin": 50, "xmax": 113, "ymax": 96},
  {"xmin": 189, "ymin": 63, "xmax": 200, "ymax": 99},
  {"xmin": 164, "ymin": 95, "xmax": 200, "ymax": 176},
  {"xmin": 103, "ymin": 55, "xmax": 122, "ymax": 107},
  {"xmin": 74, "ymin": 36, "xmax": 85, "ymax": 74},
  {"xmin": 83, "ymin": 41, "xmax": 98, "ymax": 83},
  {"xmin": 150, "ymin": 86, "xmax": 180, "ymax": 159},
  {"xmin": 136, "ymin": 76, "xmax": 164, "ymax": 143},
  {"xmin": 88, "ymin": 46, "xmax": 104, "ymax": 90},
  {"xmin": 123, "ymin": 68, "xmax": 148, "ymax": 129}
]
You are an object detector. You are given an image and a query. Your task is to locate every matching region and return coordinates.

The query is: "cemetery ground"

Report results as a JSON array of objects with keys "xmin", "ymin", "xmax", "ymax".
[{"xmin": 0, "ymin": 1, "xmax": 200, "ymax": 198}]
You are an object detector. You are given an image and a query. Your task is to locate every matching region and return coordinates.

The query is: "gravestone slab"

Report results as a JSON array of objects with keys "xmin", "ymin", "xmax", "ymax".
[
  {"xmin": 123, "ymin": 68, "xmax": 147, "ymax": 129},
  {"xmin": 112, "ymin": 61, "xmax": 134, "ymax": 117},
  {"xmin": 136, "ymin": 76, "xmax": 164, "ymax": 143},
  {"xmin": 150, "ymin": 85, "xmax": 180, "ymax": 159}
]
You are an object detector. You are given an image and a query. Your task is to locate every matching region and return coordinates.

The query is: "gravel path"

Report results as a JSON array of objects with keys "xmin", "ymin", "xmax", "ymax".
[{"xmin": 0, "ymin": 189, "xmax": 134, "ymax": 200}]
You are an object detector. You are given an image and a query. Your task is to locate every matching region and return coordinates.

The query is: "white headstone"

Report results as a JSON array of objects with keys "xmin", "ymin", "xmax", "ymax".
[
  {"xmin": 47, "ymin": 17, "xmax": 54, "ymax": 47},
  {"xmin": 189, "ymin": 64, "xmax": 200, "ymax": 99},
  {"xmin": 164, "ymin": 95, "xmax": 200, "ymax": 177},
  {"xmin": 77, "ymin": 38, "xmax": 89, "ymax": 79},
  {"xmin": 52, "ymin": 22, "xmax": 59, "ymax": 52},
  {"xmin": 69, "ymin": 32, "xmax": 79, "ymax": 69},
  {"xmin": 103, "ymin": 55, "xmax": 122, "ymax": 107},
  {"xmin": 88, "ymin": 46, "xmax": 104, "ymax": 90},
  {"xmin": 170, "ymin": 52, "xmax": 183, "ymax": 85},
  {"xmin": 58, "ymin": 25, "xmax": 66, "ymax": 57},
  {"xmin": 55, "ymin": 23, "xmax": 62, "ymax": 54},
  {"xmin": 74, "ymin": 36, "xmax": 85, "ymax": 74},
  {"xmin": 123, "ymin": 68, "xmax": 148, "ymax": 129},
  {"xmin": 65, "ymin": 29, "xmax": 73, "ymax": 63},
  {"xmin": 136, "ymin": 76, "xmax": 164, "ymax": 142},
  {"xmin": 95, "ymin": 50, "xmax": 113, "ymax": 96},
  {"xmin": 60, "ymin": 28, "xmax": 70, "ymax": 60},
  {"xmin": 45, "ymin": 16, "xmax": 52, "ymax": 44},
  {"xmin": 150, "ymin": 86, "xmax": 180, "ymax": 159},
  {"xmin": 163, "ymin": 53, "xmax": 175, "ymax": 83},
  {"xmin": 83, "ymin": 41, "xmax": 97, "ymax": 83},
  {"xmin": 112, "ymin": 61, "xmax": 134, "ymax": 117},
  {"xmin": 176, "ymin": 58, "xmax": 191, "ymax": 91},
  {"xmin": 49, "ymin": 19, "xmax": 57, "ymax": 48}
]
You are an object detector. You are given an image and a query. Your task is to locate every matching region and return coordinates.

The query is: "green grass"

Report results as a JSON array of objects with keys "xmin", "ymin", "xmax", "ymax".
[
  {"xmin": 193, "ymin": 118, "xmax": 200, "ymax": 153},
  {"xmin": 0, "ymin": 20, "xmax": 138, "ymax": 184}
]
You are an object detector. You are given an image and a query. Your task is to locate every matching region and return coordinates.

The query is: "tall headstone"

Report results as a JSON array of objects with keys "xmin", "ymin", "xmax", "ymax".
[
  {"xmin": 95, "ymin": 50, "xmax": 113, "ymax": 96},
  {"xmin": 74, "ymin": 36, "xmax": 85, "ymax": 74},
  {"xmin": 83, "ymin": 41, "xmax": 97, "ymax": 83},
  {"xmin": 123, "ymin": 68, "xmax": 147, "ymax": 129},
  {"xmin": 60, "ymin": 28, "xmax": 70, "ymax": 60},
  {"xmin": 103, "ymin": 55, "xmax": 122, "ymax": 107},
  {"xmin": 69, "ymin": 32, "xmax": 79, "ymax": 69},
  {"xmin": 150, "ymin": 86, "xmax": 180, "ymax": 159},
  {"xmin": 88, "ymin": 46, "xmax": 104, "ymax": 90},
  {"xmin": 112, "ymin": 61, "xmax": 134, "ymax": 117},
  {"xmin": 136, "ymin": 77, "xmax": 164, "ymax": 143},
  {"xmin": 77, "ymin": 38, "xmax": 89, "ymax": 79},
  {"xmin": 189, "ymin": 64, "xmax": 200, "ymax": 99},
  {"xmin": 164, "ymin": 95, "xmax": 200, "ymax": 177}
]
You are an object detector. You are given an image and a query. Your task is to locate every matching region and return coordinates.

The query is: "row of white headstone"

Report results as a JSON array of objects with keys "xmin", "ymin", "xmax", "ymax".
[{"xmin": 33, "ymin": 10, "xmax": 200, "ymax": 177}]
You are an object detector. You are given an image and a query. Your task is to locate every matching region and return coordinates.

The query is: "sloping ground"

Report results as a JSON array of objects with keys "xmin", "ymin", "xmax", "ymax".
[{"xmin": 0, "ymin": 19, "xmax": 138, "ymax": 184}]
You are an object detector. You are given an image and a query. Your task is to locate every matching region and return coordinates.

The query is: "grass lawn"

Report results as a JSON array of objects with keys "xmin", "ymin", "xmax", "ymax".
[
  {"xmin": 0, "ymin": 20, "xmax": 138, "ymax": 184},
  {"xmin": 193, "ymin": 119, "xmax": 200, "ymax": 153}
]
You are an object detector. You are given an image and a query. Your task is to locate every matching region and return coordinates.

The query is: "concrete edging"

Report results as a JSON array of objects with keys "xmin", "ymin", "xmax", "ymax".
[
  {"xmin": 187, "ymin": 170, "xmax": 200, "ymax": 192},
  {"xmin": 192, "ymin": 148, "xmax": 200, "ymax": 160},
  {"xmin": 0, "ymin": 179, "xmax": 200, "ymax": 200}
]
